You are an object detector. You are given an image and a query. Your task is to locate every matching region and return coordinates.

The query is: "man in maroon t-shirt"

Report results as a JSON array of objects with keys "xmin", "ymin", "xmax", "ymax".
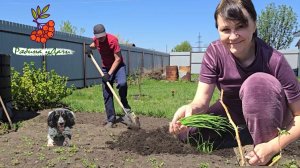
[{"xmin": 90, "ymin": 24, "xmax": 131, "ymax": 128}]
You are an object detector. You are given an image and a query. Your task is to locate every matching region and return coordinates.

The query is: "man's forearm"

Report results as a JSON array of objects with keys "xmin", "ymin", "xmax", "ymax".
[{"xmin": 108, "ymin": 58, "xmax": 121, "ymax": 75}]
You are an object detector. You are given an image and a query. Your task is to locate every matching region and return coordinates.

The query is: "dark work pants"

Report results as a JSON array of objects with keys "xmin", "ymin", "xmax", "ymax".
[
  {"xmin": 101, "ymin": 65, "xmax": 131, "ymax": 123},
  {"xmin": 179, "ymin": 72, "xmax": 294, "ymax": 149}
]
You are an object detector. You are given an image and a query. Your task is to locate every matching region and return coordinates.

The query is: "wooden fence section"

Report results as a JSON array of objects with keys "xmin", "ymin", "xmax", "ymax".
[{"xmin": 0, "ymin": 20, "xmax": 169, "ymax": 88}]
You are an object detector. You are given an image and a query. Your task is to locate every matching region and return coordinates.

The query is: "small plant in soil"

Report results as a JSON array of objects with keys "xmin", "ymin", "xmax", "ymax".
[
  {"xmin": 0, "ymin": 121, "xmax": 22, "ymax": 135},
  {"xmin": 81, "ymin": 158, "xmax": 97, "ymax": 168},
  {"xmin": 280, "ymin": 159, "xmax": 299, "ymax": 168},
  {"xmin": 0, "ymin": 122, "xmax": 9, "ymax": 135},
  {"xmin": 58, "ymin": 156, "xmax": 67, "ymax": 161},
  {"xmin": 84, "ymin": 147, "xmax": 94, "ymax": 154},
  {"xmin": 37, "ymin": 153, "xmax": 46, "ymax": 161},
  {"xmin": 53, "ymin": 147, "xmax": 65, "ymax": 154},
  {"xmin": 198, "ymin": 162, "xmax": 209, "ymax": 168},
  {"xmin": 46, "ymin": 159, "xmax": 56, "ymax": 167},
  {"xmin": 22, "ymin": 151, "xmax": 33, "ymax": 156},
  {"xmin": 196, "ymin": 140, "xmax": 214, "ymax": 153},
  {"xmin": 171, "ymin": 90, "xmax": 175, "ymax": 97},
  {"xmin": 68, "ymin": 144, "xmax": 79, "ymax": 156},
  {"xmin": 21, "ymin": 136, "xmax": 34, "ymax": 147},
  {"xmin": 269, "ymin": 128, "xmax": 290, "ymax": 166},
  {"xmin": 11, "ymin": 158, "xmax": 20, "ymax": 166},
  {"xmin": 128, "ymin": 67, "xmax": 144, "ymax": 100},
  {"xmin": 147, "ymin": 157, "xmax": 165, "ymax": 168},
  {"xmin": 124, "ymin": 156, "xmax": 134, "ymax": 163}
]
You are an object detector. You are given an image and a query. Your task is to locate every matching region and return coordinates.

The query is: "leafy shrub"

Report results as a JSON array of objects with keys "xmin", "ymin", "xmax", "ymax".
[{"xmin": 11, "ymin": 62, "xmax": 73, "ymax": 111}]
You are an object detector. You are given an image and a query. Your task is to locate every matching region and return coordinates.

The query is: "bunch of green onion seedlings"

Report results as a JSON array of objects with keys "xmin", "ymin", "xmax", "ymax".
[{"xmin": 180, "ymin": 114, "xmax": 232, "ymax": 136}]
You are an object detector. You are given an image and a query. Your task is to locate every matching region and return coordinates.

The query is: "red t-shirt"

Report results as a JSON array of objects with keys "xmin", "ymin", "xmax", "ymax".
[{"xmin": 93, "ymin": 33, "xmax": 123, "ymax": 68}]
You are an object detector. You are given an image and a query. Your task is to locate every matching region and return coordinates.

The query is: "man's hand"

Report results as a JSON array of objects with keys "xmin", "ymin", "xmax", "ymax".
[
  {"xmin": 85, "ymin": 48, "xmax": 93, "ymax": 57},
  {"xmin": 102, "ymin": 73, "xmax": 111, "ymax": 82},
  {"xmin": 86, "ymin": 42, "xmax": 97, "ymax": 57},
  {"xmin": 89, "ymin": 42, "xmax": 96, "ymax": 49}
]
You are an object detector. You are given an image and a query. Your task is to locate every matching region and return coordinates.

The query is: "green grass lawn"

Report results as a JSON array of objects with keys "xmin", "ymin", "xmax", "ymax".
[
  {"xmin": 62, "ymin": 77, "xmax": 220, "ymax": 119},
  {"xmin": 64, "ymin": 75, "xmax": 300, "ymax": 119}
]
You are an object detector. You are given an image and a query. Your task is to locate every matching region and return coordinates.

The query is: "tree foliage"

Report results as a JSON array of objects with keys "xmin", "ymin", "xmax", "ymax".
[
  {"xmin": 172, "ymin": 41, "xmax": 192, "ymax": 52},
  {"xmin": 257, "ymin": 3, "xmax": 298, "ymax": 50},
  {"xmin": 59, "ymin": 20, "xmax": 85, "ymax": 35},
  {"xmin": 115, "ymin": 34, "xmax": 129, "ymax": 45}
]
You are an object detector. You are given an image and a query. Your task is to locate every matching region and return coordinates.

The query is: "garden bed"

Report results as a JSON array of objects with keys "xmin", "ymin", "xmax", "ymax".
[{"xmin": 0, "ymin": 109, "xmax": 299, "ymax": 167}]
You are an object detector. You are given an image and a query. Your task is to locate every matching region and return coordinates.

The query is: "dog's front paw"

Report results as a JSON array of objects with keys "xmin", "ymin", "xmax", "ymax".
[
  {"xmin": 63, "ymin": 139, "xmax": 70, "ymax": 146},
  {"xmin": 47, "ymin": 135, "xmax": 55, "ymax": 147},
  {"xmin": 47, "ymin": 143, "xmax": 54, "ymax": 147}
]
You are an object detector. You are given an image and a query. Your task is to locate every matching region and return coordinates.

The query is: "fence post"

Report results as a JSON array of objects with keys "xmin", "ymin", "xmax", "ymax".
[
  {"xmin": 127, "ymin": 49, "xmax": 130, "ymax": 75},
  {"xmin": 42, "ymin": 43, "xmax": 47, "ymax": 71},
  {"xmin": 152, "ymin": 51, "xmax": 154, "ymax": 72},
  {"xmin": 161, "ymin": 55, "xmax": 163, "ymax": 70},
  {"xmin": 141, "ymin": 51, "xmax": 144, "ymax": 74},
  {"xmin": 189, "ymin": 51, "xmax": 192, "ymax": 72},
  {"xmin": 83, "ymin": 42, "xmax": 87, "ymax": 87}
]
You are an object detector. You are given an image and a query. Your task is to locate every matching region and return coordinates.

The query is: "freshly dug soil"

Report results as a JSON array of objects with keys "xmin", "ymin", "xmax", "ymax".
[{"xmin": 0, "ymin": 109, "xmax": 299, "ymax": 168}]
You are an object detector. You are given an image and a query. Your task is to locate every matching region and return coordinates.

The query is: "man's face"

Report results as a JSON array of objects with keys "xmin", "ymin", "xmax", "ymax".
[{"xmin": 97, "ymin": 36, "xmax": 106, "ymax": 42}]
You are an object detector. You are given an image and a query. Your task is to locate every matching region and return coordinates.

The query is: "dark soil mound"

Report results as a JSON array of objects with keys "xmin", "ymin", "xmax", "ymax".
[{"xmin": 107, "ymin": 126, "xmax": 199, "ymax": 155}]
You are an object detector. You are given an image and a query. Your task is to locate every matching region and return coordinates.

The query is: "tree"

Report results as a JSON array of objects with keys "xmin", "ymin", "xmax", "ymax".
[
  {"xmin": 59, "ymin": 20, "xmax": 85, "ymax": 36},
  {"xmin": 257, "ymin": 3, "xmax": 298, "ymax": 50},
  {"xmin": 114, "ymin": 34, "xmax": 135, "ymax": 47},
  {"xmin": 171, "ymin": 41, "xmax": 192, "ymax": 52},
  {"xmin": 115, "ymin": 34, "xmax": 129, "ymax": 45}
]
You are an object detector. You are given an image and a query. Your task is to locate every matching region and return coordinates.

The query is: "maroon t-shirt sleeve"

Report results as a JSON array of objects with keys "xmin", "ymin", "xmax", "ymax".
[
  {"xmin": 92, "ymin": 36, "xmax": 97, "ymax": 43},
  {"xmin": 270, "ymin": 52, "xmax": 300, "ymax": 103},
  {"xmin": 111, "ymin": 38, "xmax": 121, "ymax": 54},
  {"xmin": 199, "ymin": 43, "xmax": 218, "ymax": 84}
]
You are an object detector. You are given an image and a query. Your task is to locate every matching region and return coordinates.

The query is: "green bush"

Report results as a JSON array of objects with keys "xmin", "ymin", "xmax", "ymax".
[{"xmin": 11, "ymin": 62, "xmax": 73, "ymax": 111}]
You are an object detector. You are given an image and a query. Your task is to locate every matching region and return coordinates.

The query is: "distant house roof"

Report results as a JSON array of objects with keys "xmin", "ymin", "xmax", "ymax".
[{"xmin": 294, "ymin": 31, "xmax": 300, "ymax": 47}]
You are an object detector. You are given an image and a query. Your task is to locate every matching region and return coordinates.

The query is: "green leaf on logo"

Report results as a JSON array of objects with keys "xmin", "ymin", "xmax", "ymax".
[
  {"xmin": 40, "ymin": 14, "xmax": 50, "ymax": 19},
  {"xmin": 31, "ymin": 8, "xmax": 37, "ymax": 19},
  {"xmin": 37, "ymin": 6, "xmax": 41, "ymax": 16},
  {"xmin": 42, "ymin": 4, "xmax": 50, "ymax": 14}
]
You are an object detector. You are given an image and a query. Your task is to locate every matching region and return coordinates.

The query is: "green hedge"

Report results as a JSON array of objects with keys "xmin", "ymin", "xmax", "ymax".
[{"xmin": 11, "ymin": 62, "xmax": 73, "ymax": 111}]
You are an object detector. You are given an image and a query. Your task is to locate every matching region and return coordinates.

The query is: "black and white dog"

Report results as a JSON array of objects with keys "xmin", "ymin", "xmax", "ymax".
[{"xmin": 47, "ymin": 108, "xmax": 75, "ymax": 147}]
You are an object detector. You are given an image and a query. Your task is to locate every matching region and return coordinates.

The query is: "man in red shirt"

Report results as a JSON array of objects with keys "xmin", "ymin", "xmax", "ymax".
[{"xmin": 90, "ymin": 24, "xmax": 131, "ymax": 128}]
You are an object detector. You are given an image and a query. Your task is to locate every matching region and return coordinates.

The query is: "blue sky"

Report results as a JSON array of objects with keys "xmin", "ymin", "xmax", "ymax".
[{"xmin": 1, "ymin": 0, "xmax": 299, "ymax": 52}]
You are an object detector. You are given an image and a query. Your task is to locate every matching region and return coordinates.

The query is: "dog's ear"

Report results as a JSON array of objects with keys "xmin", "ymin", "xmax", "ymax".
[
  {"xmin": 65, "ymin": 110, "xmax": 75, "ymax": 127},
  {"xmin": 47, "ymin": 110, "xmax": 56, "ymax": 128}
]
